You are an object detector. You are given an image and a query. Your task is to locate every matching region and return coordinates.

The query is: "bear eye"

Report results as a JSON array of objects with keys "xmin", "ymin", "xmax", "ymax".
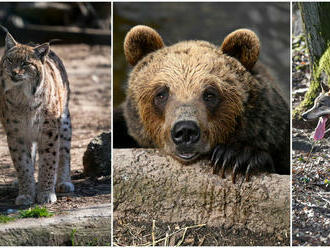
[
  {"xmin": 203, "ymin": 91, "xmax": 216, "ymax": 102},
  {"xmin": 203, "ymin": 86, "xmax": 220, "ymax": 109},
  {"xmin": 154, "ymin": 86, "xmax": 169, "ymax": 111}
]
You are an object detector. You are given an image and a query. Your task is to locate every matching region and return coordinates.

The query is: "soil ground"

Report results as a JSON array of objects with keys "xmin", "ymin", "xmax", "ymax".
[
  {"xmin": 292, "ymin": 34, "xmax": 330, "ymax": 246},
  {"xmin": 114, "ymin": 220, "xmax": 288, "ymax": 246},
  {"xmin": 0, "ymin": 44, "xmax": 111, "ymax": 214}
]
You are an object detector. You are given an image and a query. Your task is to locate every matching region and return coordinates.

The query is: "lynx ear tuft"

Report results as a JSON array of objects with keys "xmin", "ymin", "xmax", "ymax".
[
  {"xmin": 124, "ymin": 25, "xmax": 164, "ymax": 66},
  {"xmin": 5, "ymin": 32, "xmax": 17, "ymax": 51},
  {"xmin": 221, "ymin": 29, "xmax": 260, "ymax": 70},
  {"xmin": 34, "ymin": 43, "xmax": 50, "ymax": 63}
]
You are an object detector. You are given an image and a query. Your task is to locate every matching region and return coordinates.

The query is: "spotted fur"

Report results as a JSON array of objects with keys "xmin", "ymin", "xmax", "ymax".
[{"xmin": 0, "ymin": 30, "xmax": 73, "ymax": 205}]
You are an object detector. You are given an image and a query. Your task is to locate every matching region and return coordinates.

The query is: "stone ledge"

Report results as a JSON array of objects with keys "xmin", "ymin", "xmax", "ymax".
[{"xmin": 0, "ymin": 204, "xmax": 111, "ymax": 246}]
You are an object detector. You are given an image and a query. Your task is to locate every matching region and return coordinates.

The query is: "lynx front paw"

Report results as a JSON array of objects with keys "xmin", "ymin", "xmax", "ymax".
[
  {"xmin": 56, "ymin": 182, "xmax": 74, "ymax": 193},
  {"xmin": 11, "ymin": 179, "xmax": 19, "ymax": 188},
  {"xmin": 36, "ymin": 191, "xmax": 57, "ymax": 204},
  {"xmin": 15, "ymin": 194, "xmax": 35, "ymax": 205}
]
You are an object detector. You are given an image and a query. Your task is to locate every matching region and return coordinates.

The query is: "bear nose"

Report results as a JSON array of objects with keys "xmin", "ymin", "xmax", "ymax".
[{"xmin": 171, "ymin": 121, "xmax": 200, "ymax": 145}]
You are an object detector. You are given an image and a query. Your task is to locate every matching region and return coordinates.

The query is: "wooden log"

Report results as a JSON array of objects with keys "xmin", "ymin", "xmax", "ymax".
[
  {"xmin": 114, "ymin": 148, "xmax": 290, "ymax": 245},
  {"xmin": 0, "ymin": 24, "xmax": 110, "ymax": 45}
]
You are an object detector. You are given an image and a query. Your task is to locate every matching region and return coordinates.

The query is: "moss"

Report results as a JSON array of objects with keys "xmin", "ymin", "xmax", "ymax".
[{"xmin": 293, "ymin": 46, "xmax": 330, "ymax": 119}]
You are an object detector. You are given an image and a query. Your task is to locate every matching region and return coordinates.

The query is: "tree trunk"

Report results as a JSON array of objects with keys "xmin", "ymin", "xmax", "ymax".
[
  {"xmin": 295, "ymin": 2, "xmax": 330, "ymax": 116},
  {"xmin": 113, "ymin": 149, "xmax": 290, "ymax": 246}
]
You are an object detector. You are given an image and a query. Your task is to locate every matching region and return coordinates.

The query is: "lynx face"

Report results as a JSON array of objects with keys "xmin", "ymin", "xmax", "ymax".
[
  {"xmin": 1, "ymin": 32, "xmax": 49, "ymax": 96},
  {"xmin": 2, "ymin": 53, "xmax": 38, "ymax": 83}
]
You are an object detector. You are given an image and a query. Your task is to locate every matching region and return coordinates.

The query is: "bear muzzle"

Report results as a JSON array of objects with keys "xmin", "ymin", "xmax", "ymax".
[{"xmin": 170, "ymin": 120, "xmax": 201, "ymax": 161}]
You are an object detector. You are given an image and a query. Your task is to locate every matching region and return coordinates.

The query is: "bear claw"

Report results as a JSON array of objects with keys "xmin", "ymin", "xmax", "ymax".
[{"xmin": 211, "ymin": 144, "xmax": 274, "ymax": 183}]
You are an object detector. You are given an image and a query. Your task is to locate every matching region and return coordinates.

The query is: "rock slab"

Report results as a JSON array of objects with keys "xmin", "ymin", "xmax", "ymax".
[
  {"xmin": 83, "ymin": 131, "xmax": 111, "ymax": 177},
  {"xmin": 0, "ymin": 204, "xmax": 111, "ymax": 246}
]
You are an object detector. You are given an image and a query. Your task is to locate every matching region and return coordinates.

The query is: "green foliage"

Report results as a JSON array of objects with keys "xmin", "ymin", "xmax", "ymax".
[
  {"xmin": 70, "ymin": 228, "xmax": 77, "ymax": 246},
  {"xmin": 298, "ymin": 157, "xmax": 305, "ymax": 162},
  {"xmin": 19, "ymin": 205, "xmax": 53, "ymax": 218},
  {"xmin": 0, "ymin": 214, "xmax": 15, "ymax": 223}
]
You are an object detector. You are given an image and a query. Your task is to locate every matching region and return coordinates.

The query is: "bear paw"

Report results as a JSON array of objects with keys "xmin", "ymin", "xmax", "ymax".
[
  {"xmin": 56, "ymin": 182, "xmax": 74, "ymax": 193},
  {"xmin": 15, "ymin": 194, "xmax": 35, "ymax": 205},
  {"xmin": 36, "ymin": 191, "xmax": 57, "ymax": 204},
  {"xmin": 211, "ymin": 144, "xmax": 274, "ymax": 183}
]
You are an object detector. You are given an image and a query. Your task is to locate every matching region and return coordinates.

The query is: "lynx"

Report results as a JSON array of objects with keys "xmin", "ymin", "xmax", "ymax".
[{"xmin": 0, "ymin": 29, "xmax": 74, "ymax": 205}]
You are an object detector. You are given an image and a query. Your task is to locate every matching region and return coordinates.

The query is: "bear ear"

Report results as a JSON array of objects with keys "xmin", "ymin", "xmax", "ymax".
[
  {"xmin": 124, "ymin": 25, "xmax": 164, "ymax": 66},
  {"xmin": 220, "ymin": 29, "xmax": 260, "ymax": 70}
]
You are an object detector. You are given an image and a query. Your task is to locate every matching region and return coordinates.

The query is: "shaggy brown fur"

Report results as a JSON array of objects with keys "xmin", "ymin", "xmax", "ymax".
[
  {"xmin": 115, "ymin": 25, "xmax": 289, "ymax": 183},
  {"xmin": 124, "ymin": 25, "xmax": 164, "ymax": 66}
]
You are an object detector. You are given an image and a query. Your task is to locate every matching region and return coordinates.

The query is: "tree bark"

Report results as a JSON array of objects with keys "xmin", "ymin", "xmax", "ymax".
[
  {"xmin": 113, "ymin": 149, "xmax": 290, "ymax": 245},
  {"xmin": 295, "ymin": 2, "xmax": 330, "ymax": 116}
]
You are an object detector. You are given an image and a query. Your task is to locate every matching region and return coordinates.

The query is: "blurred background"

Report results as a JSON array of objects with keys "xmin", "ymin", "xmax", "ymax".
[
  {"xmin": 113, "ymin": 2, "xmax": 290, "ymax": 106},
  {"xmin": 0, "ymin": 2, "xmax": 110, "ymax": 45}
]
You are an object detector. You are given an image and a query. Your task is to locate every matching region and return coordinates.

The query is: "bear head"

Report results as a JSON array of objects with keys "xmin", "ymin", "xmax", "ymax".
[{"xmin": 123, "ymin": 25, "xmax": 260, "ymax": 163}]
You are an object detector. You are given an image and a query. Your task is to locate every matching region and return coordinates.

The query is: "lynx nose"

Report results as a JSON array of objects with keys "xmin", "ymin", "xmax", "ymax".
[
  {"xmin": 11, "ymin": 70, "xmax": 22, "ymax": 82},
  {"xmin": 171, "ymin": 121, "xmax": 200, "ymax": 145}
]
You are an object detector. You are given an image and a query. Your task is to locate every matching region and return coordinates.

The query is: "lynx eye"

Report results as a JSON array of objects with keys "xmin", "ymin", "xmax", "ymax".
[
  {"xmin": 154, "ymin": 86, "xmax": 169, "ymax": 112},
  {"xmin": 203, "ymin": 86, "xmax": 220, "ymax": 110},
  {"xmin": 21, "ymin": 61, "xmax": 31, "ymax": 67}
]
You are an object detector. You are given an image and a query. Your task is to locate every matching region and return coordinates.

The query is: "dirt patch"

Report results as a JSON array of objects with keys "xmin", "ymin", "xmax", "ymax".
[
  {"xmin": 0, "ymin": 44, "xmax": 111, "ymax": 213},
  {"xmin": 292, "ymin": 34, "xmax": 330, "ymax": 246},
  {"xmin": 114, "ymin": 220, "xmax": 288, "ymax": 246}
]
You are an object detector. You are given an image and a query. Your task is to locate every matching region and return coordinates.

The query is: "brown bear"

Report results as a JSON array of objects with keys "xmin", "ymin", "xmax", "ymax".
[{"xmin": 114, "ymin": 25, "xmax": 290, "ymax": 183}]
